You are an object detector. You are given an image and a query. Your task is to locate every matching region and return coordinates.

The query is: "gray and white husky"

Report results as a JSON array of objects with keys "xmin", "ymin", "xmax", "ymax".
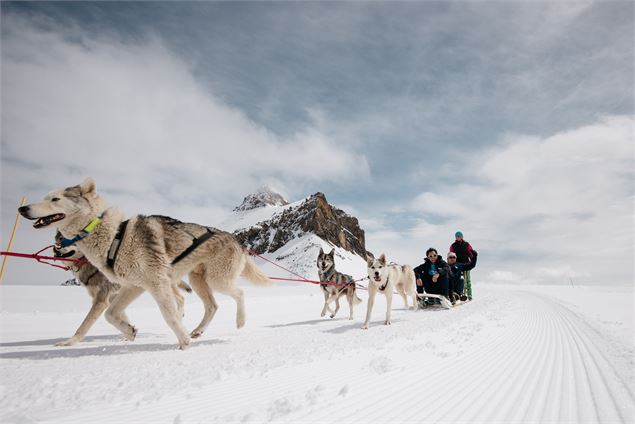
[
  {"xmin": 52, "ymin": 232, "xmax": 192, "ymax": 346},
  {"xmin": 317, "ymin": 248, "xmax": 362, "ymax": 320},
  {"xmin": 19, "ymin": 178, "xmax": 273, "ymax": 350},
  {"xmin": 363, "ymin": 254, "xmax": 418, "ymax": 329}
]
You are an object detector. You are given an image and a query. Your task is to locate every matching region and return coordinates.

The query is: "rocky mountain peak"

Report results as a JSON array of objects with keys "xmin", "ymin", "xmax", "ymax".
[
  {"xmin": 233, "ymin": 185, "xmax": 289, "ymax": 212},
  {"xmin": 233, "ymin": 191, "xmax": 370, "ymax": 259}
]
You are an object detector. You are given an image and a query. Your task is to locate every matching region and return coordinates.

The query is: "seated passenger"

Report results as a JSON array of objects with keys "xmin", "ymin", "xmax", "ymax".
[
  {"xmin": 413, "ymin": 248, "xmax": 451, "ymax": 303},
  {"xmin": 447, "ymin": 250, "xmax": 478, "ymax": 302}
]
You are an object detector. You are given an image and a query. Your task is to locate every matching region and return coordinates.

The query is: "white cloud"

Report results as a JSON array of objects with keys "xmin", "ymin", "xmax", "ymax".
[
  {"xmin": 367, "ymin": 116, "xmax": 634, "ymax": 285},
  {"xmin": 1, "ymin": 17, "xmax": 369, "ymax": 205},
  {"xmin": 0, "ymin": 17, "xmax": 368, "ymax": 284}
]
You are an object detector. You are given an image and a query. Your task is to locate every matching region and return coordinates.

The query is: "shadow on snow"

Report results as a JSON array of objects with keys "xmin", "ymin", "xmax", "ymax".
[{"xmin": 0, "ymin": 338, "xmax": 228, "ymax": 360}]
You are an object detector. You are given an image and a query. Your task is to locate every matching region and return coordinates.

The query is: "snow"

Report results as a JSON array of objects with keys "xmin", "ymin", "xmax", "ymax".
[
  {"xmin": 257, "ymin": 233, "xmax": 368, "ymax": 281},
  {"xmin": 1, "ymin": 281, "xmax": 633, "ymax": 423},
  {"xmin": 217, "ymin": 198, "xmax": 368, "ymax": 281},
  {"xmin": 233, "ymin": 186, "xmax": 289, "ymax": 212},
  {"xmin": 217, "ymin": 199, "xmax": 302, "ymax": 233}
]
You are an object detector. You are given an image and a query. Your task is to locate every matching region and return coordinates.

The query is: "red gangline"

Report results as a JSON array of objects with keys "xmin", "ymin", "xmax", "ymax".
[
  {"xmin": 1, "ymin": 246, "xmax": 87, "ymax": 271},
  {"xmin": 248, "ymin": 249, "xmax": 368, "ymax": 288}
]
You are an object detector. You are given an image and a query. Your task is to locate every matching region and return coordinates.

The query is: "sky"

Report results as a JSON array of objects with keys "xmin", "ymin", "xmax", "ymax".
[{"xmin": 1, "ymin": 1, "xmax": 633, "ymax": 286}]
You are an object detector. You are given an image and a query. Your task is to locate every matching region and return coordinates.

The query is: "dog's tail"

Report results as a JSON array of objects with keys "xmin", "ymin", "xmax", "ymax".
[
  {"xmin": 177, "ymin": 281, "xmax": 193, "ymax": 293},
  {"xmin": 354, "ymin": 292, "xmax": 363, "ymax": 304},
  {"xmin": 241, "ymin": 252, "xmax": 274, "ymax": 286}
]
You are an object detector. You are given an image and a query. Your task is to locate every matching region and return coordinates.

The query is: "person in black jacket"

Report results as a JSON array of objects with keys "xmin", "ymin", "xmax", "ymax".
[
  {"xmin": 450, "ymin": 231, "xmax": 475, "ymax": 300},
  {"xmin": 413, "ymin": 248, "xmax": 451, "ymax": 302},
  {"xmin": 446, "ymin": 252, "xmax": 463, "ymax": 303},
  {"xmin": 447, "ymin": 249, "xmax": 478, "ymax": 302}
]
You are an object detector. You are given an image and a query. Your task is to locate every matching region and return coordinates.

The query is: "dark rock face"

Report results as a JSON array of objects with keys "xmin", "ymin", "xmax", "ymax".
[{"xmin": 233, "ymin": 192, "xmax": 369, "ymax": 259}]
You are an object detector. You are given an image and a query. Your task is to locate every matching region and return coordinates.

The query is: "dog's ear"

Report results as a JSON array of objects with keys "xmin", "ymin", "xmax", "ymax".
[
  {"xmin": 79, "ymin": 178, "xmax": 96, "ymax": 197},
  {"xmin": 367, "ymin": 258, "xmax": 374, "ymax": 267},
  {"xmin": 329, "ymin": 249, "xmax": 335, "ymax": 257},
  {"xmin": 379, "ymin": 253, "xmax": 386, "ymax": 265},
  {"xmin": 318, "ymin": 247, "xmax": 324, "ymax": 256}
]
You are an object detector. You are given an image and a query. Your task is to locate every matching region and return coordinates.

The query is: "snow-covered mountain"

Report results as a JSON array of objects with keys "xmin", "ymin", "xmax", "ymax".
[
  {"xmin": 233, "ymin": 185, "xmax": 289, "ymax": 212},
  {"xmin": 218, "ymin": 188, "xmax": 370, "ymax": 282}
]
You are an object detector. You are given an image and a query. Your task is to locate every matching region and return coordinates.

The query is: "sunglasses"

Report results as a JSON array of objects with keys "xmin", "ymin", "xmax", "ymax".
[
  {"xmin": 448, "ymin": 256, "xmax": 457, "ymax": 259},
  {"xmin": 427, "ymin": 253, "xmax": 437, "ymax": 258}
]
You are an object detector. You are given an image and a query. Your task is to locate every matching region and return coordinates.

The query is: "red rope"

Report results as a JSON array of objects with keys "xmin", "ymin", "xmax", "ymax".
[
  {"xmin": 1, "ymin": 246, "xmax": 87, "ymax": 271},
  {"xmin": 2, "ymin": 245, "xmax": 368, "ymax": 288},
  {"xmin": 248, "ymin": 249, "xmax": 368, "ymax": 287}
]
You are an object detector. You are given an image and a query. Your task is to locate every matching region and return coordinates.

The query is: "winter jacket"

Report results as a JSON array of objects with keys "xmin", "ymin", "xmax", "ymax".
[
  {"xmin": 450, "ymin": 240, "xmax": 473, "ymax": 264},
  {"xmin": 448, "ymin": 263, "xmax": 465, "ymax": 295},
  {"xmin": 414, "ymin": 256, "xmax": 451, "ymax": 296}
]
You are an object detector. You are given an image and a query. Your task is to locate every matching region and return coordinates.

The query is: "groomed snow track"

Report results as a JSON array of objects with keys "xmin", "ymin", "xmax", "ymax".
[{"xmin": 0, "ymin": 285, "xmax": 632, "ymax": 423}]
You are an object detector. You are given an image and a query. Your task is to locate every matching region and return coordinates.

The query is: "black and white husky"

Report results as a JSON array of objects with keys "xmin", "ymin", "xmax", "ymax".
[{"xmin": 317, "ymin": 248, "xmax": 362, "ymax": 320}]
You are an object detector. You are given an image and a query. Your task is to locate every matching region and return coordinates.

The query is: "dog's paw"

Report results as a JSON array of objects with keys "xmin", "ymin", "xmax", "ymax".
[
  {"xmin": 330, "ymin": 314, "xmax": 336, "ymax": 319},
  {"xmin": 55, "ymin": 338, "xmax": 78, "ymax": 347},
  {"xmin": 384, "ymin": 320, "xmax": 391, "ymax": 326},
  {"xmin": 190, "ymin": 330, "xmax": 203, "ymax": 339},
  {"xmin": 236, "ymin": 317, "xmax": 246, "ymax": 329},
  {"xmin": 126, "ymin": 326, "xmax": 138, "ymax": 341},
  {"xmin": 178, "ymin": 338, "xmax": 191, "ymax": 350},
  {"xmin": 348, "ymin": 316, "xmax": 354, "ymax": 320},
  {"xmin": 320, "ymin": 312, "xmax": 326, "ymax": 317},
  {"xmin": 361, "ymin": 324, "xmax": 369, "ymax": 330}
]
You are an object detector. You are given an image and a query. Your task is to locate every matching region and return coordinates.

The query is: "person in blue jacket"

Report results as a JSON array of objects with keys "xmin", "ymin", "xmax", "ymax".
[{"xmin": 414, "ymin": 248, "xmax": 451, "ymax": 302}]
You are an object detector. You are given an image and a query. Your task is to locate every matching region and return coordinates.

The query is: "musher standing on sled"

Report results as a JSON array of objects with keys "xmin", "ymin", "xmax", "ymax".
[{"xmin": 450, "ymin": 231, "xmax": 474, "ymax": 300}]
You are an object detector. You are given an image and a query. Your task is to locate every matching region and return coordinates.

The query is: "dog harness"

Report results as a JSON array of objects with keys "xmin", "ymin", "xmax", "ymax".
[
  {"xmin": 81, "ymin": 269, "xmax": 100, "ymax": 286},
  {"xmin": 320, "ymin": 269, "xmax": 354, "ymax": 291},
  {"xmin": 379, "ymin": 276, "xmax": 389, "ymax": 291},
  {"xmin": 107, "ymin": 220, "xmax": 129, "ymax": 269},
  {"xmin": 58, "ymin": 216, "xmax": 103, "ymax": 248},
  {"xmin": 105, "ymin": 218, "xmax": 216, "ymax": 270},
  {"xmin": 171, "ymin": 228, "xmax": 216, "ymax": 265}
]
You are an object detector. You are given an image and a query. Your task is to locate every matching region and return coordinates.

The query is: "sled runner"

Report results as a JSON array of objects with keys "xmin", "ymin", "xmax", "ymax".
[
  {"xmin": 416, "ymin": 293, "xmax": 473, "ymax": 309},
  {"xmin": 416, "ymin": 293, "xmax": 453, "ymax": 309}
]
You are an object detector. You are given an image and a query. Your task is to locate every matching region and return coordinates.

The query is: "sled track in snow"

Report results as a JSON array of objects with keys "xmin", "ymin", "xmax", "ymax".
[
  {"xmin": 2, "ymin": 286, "xmax": 633, "ymax": 423},
  {"xmin": 286, "ymin": 290, "xmax": 634, "ymax": 424}
]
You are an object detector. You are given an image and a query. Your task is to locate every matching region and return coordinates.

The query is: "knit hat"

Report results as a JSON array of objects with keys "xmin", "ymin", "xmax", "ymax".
[{"xmin": 455, "ymin": 231, "xmax": 463, "ymax": 237}]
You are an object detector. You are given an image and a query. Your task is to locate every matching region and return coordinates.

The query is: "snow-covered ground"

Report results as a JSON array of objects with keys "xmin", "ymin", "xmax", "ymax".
[{"xmin": 0, "ymin": 281, "xmax": 633, "ymax": 423}]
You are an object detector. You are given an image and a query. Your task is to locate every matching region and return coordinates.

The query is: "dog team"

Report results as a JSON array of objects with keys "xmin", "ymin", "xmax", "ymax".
[{"xmin": 18, "ymin": 178, "xmax": 475, "ymax": 349}]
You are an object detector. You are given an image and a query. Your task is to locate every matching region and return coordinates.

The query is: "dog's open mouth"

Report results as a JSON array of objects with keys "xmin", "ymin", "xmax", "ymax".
[
  {"xmin": 374, "ymin": 276, "xmax": 382, "ymax": 282},
  {"xmin": 33, "ymin": 213, "xmax": 65, "ymax": 229},
  {"xmin": 53, "ymin": 247, "xmax": 76, "ymax": 258}
]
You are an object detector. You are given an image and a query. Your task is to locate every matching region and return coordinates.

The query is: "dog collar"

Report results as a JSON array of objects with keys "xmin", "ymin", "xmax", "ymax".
[{"xmin": 58, "ymin": 216, "xmax": 103, "ymax": 248}]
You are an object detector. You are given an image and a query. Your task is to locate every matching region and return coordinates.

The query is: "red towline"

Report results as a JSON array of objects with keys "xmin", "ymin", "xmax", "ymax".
[
  {"xmin": 248, "ymin": 249, "xmax": 368, "ymax": 287},
  {"xmin": 0, "ymin": 245, "xmax": 87, "ymax": 271},
  {"xmin": 1, "ymin": 245, "xmax": 368, "ymax": 287}
]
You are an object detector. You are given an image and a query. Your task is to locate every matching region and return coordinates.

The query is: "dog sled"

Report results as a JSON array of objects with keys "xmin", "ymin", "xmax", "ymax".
[
  {"xmin": 416, "ymin": 293, "xmax": 471, "ymax": 309},
  {"xmin": 417, "ymin": 293, "xmax": 452, "ymax": 309}
]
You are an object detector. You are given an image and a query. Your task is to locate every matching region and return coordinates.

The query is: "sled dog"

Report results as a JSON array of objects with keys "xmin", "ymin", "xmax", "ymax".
[
  {"xmin": 19, "ymin": 178, "xmax": 273, "ymax": 349},
  {"xmin": 52, "ymin": 232, "xmax": 192, "ymax": 346},
  {"xmin": 317, "ymin": 248, "xmax": 361, "ymax": 320},
  {"xmin": 363, "ymin": 254, "xmax": 418, "ymax": 329}
]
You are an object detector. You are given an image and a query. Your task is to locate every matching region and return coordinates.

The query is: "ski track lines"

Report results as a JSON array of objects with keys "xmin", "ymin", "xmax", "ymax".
[
  {"xmin": 4, "ymin": 287, "xmax": 634, "ymax": 424},
  {"xmin": 286, "ymin": 290, "xmax": 633, "ymax": 424}
]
